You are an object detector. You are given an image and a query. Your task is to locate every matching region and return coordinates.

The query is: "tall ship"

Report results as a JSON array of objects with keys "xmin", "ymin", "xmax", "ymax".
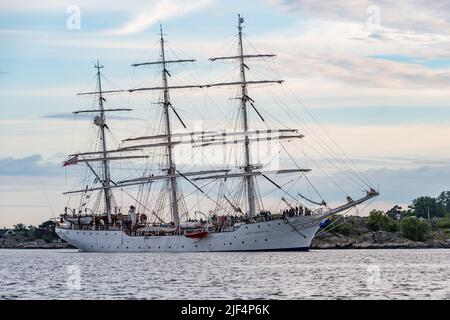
[{"xmin": 55, "ymin": 15, "xmax": 378, "ymax": 252}]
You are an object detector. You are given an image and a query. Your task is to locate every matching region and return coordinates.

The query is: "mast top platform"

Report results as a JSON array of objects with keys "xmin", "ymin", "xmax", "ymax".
[{"xmin": 94, "ymin": 59, "xmax": 104, "ymax": 70}]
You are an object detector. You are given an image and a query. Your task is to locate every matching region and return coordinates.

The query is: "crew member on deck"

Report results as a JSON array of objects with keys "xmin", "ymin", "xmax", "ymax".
[{"xmin": 129, "ymin": 205, "xmax": 137, "ymax": 226}]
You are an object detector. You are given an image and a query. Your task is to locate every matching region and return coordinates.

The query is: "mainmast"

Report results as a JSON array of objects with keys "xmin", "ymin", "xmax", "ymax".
[
  {"xmin": 159, "ymin": 25, "xmax": 180, "ymax": 227},
  {"xmin": 95, "ymin": 60, "xmax": 112, "ymax": 223}
]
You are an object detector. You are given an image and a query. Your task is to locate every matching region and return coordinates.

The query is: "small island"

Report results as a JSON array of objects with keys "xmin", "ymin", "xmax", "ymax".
[
  {"xmin": 0, "ymin": 220, "xmax": 74, "ymax": 249},
  {"xmin": 312, "ymin": 191, "xmax": 450, "ymax": 249},
  {"xmin": 2, "ymin": 191, "xmax": 450, "ymax": 250}
]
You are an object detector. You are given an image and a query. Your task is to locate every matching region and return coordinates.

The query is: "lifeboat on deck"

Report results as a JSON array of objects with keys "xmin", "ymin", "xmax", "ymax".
[
  {"xmin": 184, "ymin": 230, "xmax": 208, "ymax": 239},
  {"xmin": 62, "ymin": 214, "xmax": 93, "ymax": 225}
]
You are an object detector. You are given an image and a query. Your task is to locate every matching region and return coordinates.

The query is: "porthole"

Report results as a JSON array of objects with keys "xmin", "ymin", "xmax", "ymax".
[
  {"xmin": 254, "ymin": 239, "xmax": 257, "ymax": 242},
  {"xmin": 105, "ymin": 233, "xmax": 108, "ymax": 235},
  {"xmin": 229, "ymin": 242, "xmax": 232, "ymax": 245},
  {"xmin": 182, "ymin": 246, "xmax": 184, "ymax": 248},
  {"xmin": 242, "ymin": 241, "xmax": 245, "ymax": 244},
  {"xmin": 158, "ymin": 246, "xmax": 161, "ymax": 249},
  {"xmin": 169, "ymin": 246, "xmax": 171, "ymax": 249},
  {"xmin": 126, "ymin": 246, "xmax": 129, "ymax": 249},
  {"xmin": 195, "ymin": 245, "xmax": 198, "ymax": 248},
  {"xmin": 265, "ymin": 239, "xmax": 268, "ymax": 242},
  {"xmin": 258, "ymin": 225, "xmax": 260, "ymax": 228},
  {"xmin": 245, "ymin": 226, "xmax": 248, "ymax": 229}
]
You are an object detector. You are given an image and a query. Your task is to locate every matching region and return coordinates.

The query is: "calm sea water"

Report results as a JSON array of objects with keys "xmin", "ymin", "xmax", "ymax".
[{"xmin": 1, "ymin": 249, "xmax": 449, "ymax": 300}]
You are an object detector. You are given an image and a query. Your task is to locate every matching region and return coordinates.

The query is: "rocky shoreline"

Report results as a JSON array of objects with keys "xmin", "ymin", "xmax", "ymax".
[
  {"xmin": 311, "ymin": 230, "xmax": 450, "ymax": 249},
  {"xmin": 0, "ymin": 238, "xmax": 75, "ymax": 249}
]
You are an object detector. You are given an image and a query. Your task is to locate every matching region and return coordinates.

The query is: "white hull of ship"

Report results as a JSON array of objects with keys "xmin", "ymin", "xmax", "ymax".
[{"xmin": 55, "ymin": 215, "xmax": 325, "ymax": 252}]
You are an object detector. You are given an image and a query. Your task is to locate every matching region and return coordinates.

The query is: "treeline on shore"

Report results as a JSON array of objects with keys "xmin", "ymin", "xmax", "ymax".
[
  {"xmin": 313, "ymin": 191, "xmax": 450, "ymax": 248},
  {"xmin": 0, "ymin": 220, "xmax": 63, "ymax": 248}
]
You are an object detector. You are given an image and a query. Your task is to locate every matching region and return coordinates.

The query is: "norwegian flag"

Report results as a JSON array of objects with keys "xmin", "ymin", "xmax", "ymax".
[{"xmin": 62, "ymin": 155, "xmax": 78, "ymax": 167}]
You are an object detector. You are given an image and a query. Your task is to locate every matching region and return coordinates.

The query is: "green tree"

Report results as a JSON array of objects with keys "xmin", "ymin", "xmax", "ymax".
[
  {"xmin": 334, "ymin": 222, "xmax": 352, "ymax": 236},
  {"xmin": 401, "ymin": 208, "xmax": 415, "ymax": 219},
  {"xmin": 10, "ymin": 221, "xmax": 58, "ymax": 242},
  {"xmin": 13, "ymin": 223, "xmax": 27, "ymax": 234},
  {"xmin": 366, "ymin": 210, "xmax": 398, "ymax": 232},
  {"xmin": 400, "ymin": 217, "xmax": 431, "ymax": 241},
  {"xmin": 436, "ymin": 217, "xmax": 450, "ymax": 229},
  {"xmin": 35, "ymin": 220, "xmax": 58, "ymax": 242},
  {"xmin": 411, "ymin": 196, "xmax": 445, "ymax": 218},
  {"xmin": 26, "ymin": 225, "xmax": 37, "ymax": 239},
  {"xmin": 437, "ymin": 191, "xmax": 450, "ymax": 214}
]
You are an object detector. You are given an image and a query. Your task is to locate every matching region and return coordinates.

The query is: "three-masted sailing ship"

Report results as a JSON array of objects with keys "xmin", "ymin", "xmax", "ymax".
[{"xmin": 55, "ymin": 15, "xmax": 378, "ymax": 252}]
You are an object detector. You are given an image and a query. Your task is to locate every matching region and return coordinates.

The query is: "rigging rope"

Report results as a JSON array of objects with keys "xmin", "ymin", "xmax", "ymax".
[{"xmin": 297, "ymin": 192, "xmax": 326, "ymax": 206}]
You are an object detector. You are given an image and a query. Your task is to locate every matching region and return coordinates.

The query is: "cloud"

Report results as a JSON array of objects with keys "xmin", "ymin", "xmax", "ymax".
[
  {"xmin": 250, "ymin": 20, "xmax": 450, "ymax": 90},
  {"xmin": 266, "ymin": 0, "xmax": 450, "ymax": 36},
  {"xmin": 364, "ymin": 164, "xmax": 450, "ymax": 203},
  {"xmin": 0, "ymin": 84, "xmax": 85, "ymax": 97},
  {"xmin": 0, "ymin": 155, "xmax": 62, "ymax": 177},
  {"xmin": 108, "ymin": 0, "xmax": 214, "ymax": 35},
  {"xmin": 0, "ymin": 0, "xmax": 168, "ymax": 12},
  {"xmin": 282, "ymin": 163, "xmax": 450, "ymax": 205}
]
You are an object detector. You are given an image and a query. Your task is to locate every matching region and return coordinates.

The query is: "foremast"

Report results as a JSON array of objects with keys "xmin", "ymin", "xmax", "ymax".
[{"xmin": 63, "ymin": 61, "xmax": 135, "ymax": 223}]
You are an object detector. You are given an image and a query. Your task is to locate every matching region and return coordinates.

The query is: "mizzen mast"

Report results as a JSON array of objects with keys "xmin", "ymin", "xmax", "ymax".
[
  {"xmin": 207, "ymin": 14, "xmax": 284, "ymax": 217},
  {"xmin": 159, "ymin": 25, "xmax": 180, "ymax": 227},
  {"xmin": 237, "ymin": 14, "xmax": 257, "ymax": 218}
]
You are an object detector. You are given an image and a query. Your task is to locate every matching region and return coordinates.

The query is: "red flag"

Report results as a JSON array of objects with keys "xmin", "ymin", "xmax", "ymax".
[{"xmin": 62, "ymin": 155, "xmax": 78, "ymax": 167}]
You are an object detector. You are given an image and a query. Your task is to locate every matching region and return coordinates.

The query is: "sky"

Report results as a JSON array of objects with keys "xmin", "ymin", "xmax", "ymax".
[{"xmin": 1, "ymin": 0, "xmax": 450, "ymax": 227}]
